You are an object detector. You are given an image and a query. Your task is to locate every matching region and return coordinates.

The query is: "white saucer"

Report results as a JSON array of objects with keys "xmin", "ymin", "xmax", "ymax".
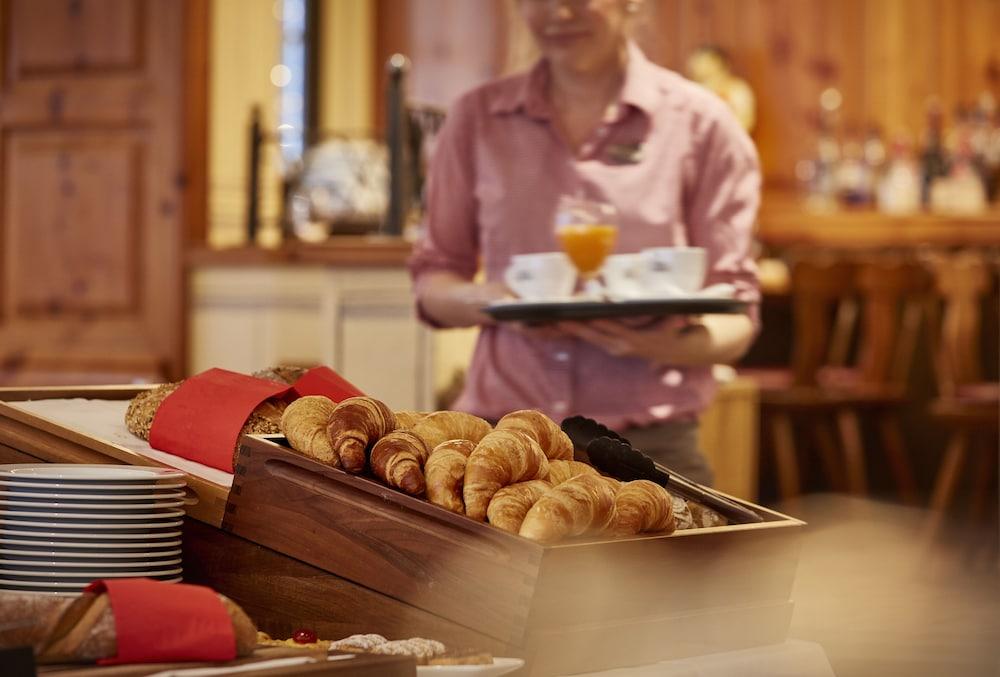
[
  {"xmin": 0, "ymin": 480, "xmax": 187, "ymax": 491},
  {"xmin": 0, "ymin": 465, "xmax": 186, "ymax": 482},
  {"xmin": 0, "ymin": 507, "xmax": 185, "ymax": 520},
  {"xmin": 1, "ymin": 557, "xmax": 182, "ymax": 570},
  {"xmin": 0, "ymin": 536, "xmax": 181, "ymax": 549},
  {"xmin": 0, "ymin": 519, "xmax": 184, "ymax": 531},
  {"xmin": 0, "ymin": 488, "xmax": 185, "ymax": 501},
  {"xmin": 0, "ymin": 575, "xmax": 182, "ymax": 589},
  {"xmin": 0, "ymin": 499, "xmax": 185, "ymax": 511},
  {"xmin": 0, "ymin": 528, "xmax": 182, "ymax": 540},
  {"xmin": 0, "ymin": 566, "xmax": 183, "ymax": 580},
  {"xmin": 1, "ymin": 547, "xmax": 181, "ymax": 560}
]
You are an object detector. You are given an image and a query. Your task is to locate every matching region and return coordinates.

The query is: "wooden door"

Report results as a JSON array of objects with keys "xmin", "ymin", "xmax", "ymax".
[{"xmin": 0, "ymin": 0, "xmax": 204, "ymax": 385}]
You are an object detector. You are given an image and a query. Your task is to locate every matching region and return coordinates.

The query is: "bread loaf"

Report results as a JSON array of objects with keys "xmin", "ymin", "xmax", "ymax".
[
  {"xmin": 0, "ymin": 590, "xmax": 256, "ymax": 663},
  {"xmin": 463, "ymin": 429, "xmax": 550, "ymax": 521}
]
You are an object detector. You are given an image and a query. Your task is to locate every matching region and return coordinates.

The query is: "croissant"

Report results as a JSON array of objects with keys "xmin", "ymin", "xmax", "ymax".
[
  {"xmin": 546, "ymin": 459, "xmax": 599, "ymax": 486},
  {"xmin": 326, "ymin": 397, "xmax": 396, "ymax": 473},
  {"xmin": 280, "ymin": 396, "xmax": 339, "ymax": 467},
  {"xmin": 425, "ymin": 439, "xmax": 477, "ymax": 514},
  {"xmin": 495, "ymin": 410, "xmax": 573, "ymax": 460},
  {"xmin": 369, "ymin": 430, "xmax": 431, "ymax": 495},
  {"xmin": 610, "ymin": 480, "xmax": 675, "ymax": 536},
  {"xmin": 486, "ymin": 480, "xmax": 552, "ymax": 534},
  {"xmin": 394, "ymin": 411, "xmax": 429, "ymax": 430},
  {"xmin": 410, "ymin": 411, "xmax": 492, "ymax": 451},
  {"xmin": 518, "ymin": 473, "xmax": 617, "ymax": 543},
  {"xmin": 463, "ymin": 430, "xmax": 550, "ymax": 521}
]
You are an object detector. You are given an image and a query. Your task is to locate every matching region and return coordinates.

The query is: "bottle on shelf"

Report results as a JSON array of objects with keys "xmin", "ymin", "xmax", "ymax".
[
  {"xmin": 920, "ymin": 98, "xmax": 951, "ymax": 208},
  {"xmin": 877, "ymin": 133, "xmax": 922, "ymax": 215}
]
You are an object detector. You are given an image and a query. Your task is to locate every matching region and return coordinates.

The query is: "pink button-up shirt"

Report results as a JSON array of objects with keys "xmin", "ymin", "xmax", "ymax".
[{"xmin": 410, "ymin": 43, "xmax": 761, "ymax": 430}]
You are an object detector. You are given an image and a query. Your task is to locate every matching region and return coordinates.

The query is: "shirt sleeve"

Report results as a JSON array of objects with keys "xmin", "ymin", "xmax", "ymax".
[
  {"xmin": 408, "ymin": 92, "xmax": 482, "ymax": 287},
  {"xmin": 684, "ymin": 103, "xmax": 762, "ymax": 329}
]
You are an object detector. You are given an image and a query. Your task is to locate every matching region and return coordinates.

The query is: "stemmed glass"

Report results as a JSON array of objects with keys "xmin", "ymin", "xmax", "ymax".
[{"xmin": 554, "ymin": 195, "xmax": 619, "ymax": 294}]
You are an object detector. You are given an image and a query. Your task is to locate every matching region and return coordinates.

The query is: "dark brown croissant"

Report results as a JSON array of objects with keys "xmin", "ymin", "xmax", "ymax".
[
  {"xmin": 463, "ymin": 429, "xmax": 549, "ymax": 521},
  {"xmin": 369, "ymin": 430, "xmax": 431, "ymax": 495},
  {"xmin": 495, "ymin": 410, "xmax": 574, "ymax": 460},
  {"xmin": 326, "ymin": 397, "xmax": 396, "ymax": 473}
]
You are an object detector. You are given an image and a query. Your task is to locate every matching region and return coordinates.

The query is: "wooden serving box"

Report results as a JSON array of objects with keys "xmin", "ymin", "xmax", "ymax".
[{"xmin": 0, "ymin": 387, "xmax": 805, "ymax": 676}]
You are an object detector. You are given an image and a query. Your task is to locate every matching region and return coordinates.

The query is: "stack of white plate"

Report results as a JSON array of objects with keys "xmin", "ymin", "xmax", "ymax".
[{"xmin": 0, "ymin": 464, "xmax": 187, "ymax": 596}]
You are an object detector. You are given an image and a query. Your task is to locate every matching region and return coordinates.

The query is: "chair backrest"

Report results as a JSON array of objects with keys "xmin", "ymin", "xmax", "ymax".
[
  {"xmin": 924, "ymin": 250, "xmax": 994, "ymax": 397},
  {"xmin": 789, "ymin": 255, "xmax": 859, "ymax": 386},
  {"xmin": 855, "ymin": 256, "xmax": 933, "ymax": 386}
]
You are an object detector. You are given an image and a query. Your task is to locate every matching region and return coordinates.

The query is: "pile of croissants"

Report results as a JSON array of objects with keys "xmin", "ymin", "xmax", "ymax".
[{"xmin": 280, "ymin": 395, "xmax": 725, "ymax": 543}]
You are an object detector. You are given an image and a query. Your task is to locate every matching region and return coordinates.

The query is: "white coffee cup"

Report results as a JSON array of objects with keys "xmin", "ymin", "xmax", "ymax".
[
  {"xmin": 503, "ymin": 252, "xmax": 577, "ymax": 300},
  {"xmin": 601, "ymin": 253, "xmax": 644, "ymax": 300},
  {"xmin": 637, "ymin": 247, "xmax": 707, "ymax": 296}
]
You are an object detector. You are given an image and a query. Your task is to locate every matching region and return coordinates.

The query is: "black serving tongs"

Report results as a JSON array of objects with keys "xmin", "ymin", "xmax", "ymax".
[{"xmin": 561, "ymin": 415, "xmax": 763, "ymax": 524}]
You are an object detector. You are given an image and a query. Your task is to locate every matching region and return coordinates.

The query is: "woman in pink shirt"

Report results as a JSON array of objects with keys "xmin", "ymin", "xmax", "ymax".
[{"xmin": 409, "ymin": 0, "xmax": 761, "ymax": 485}]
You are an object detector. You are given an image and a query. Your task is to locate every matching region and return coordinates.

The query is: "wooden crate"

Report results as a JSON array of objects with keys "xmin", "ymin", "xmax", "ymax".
[{"xmin": 0, "ymin": 388, "xmax": 805, "ymax": 676}]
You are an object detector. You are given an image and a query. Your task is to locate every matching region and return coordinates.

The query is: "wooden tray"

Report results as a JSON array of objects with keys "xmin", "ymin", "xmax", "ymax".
[{"xmin": 224, "ymin": 436, "xmax": 804, "ymax": 675}]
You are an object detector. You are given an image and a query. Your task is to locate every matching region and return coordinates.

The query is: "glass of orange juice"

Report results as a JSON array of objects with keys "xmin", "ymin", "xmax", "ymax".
[{"xmin": 554, "ymin": 195, "xmax": 618, "ymax": 288}]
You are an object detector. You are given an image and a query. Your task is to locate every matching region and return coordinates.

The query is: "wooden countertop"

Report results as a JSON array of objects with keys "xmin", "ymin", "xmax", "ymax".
[
  {"xmin": 757, "ymin": 195, "xmax": 1000, "ymax": 249},
  {"xmin": 186, "ymin": 236, "xmax": 413, "ymax": 268}
]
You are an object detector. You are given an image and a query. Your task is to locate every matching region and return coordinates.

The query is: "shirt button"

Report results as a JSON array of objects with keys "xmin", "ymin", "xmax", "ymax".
[
  {"xmin": 581, "ymin": 143, "xmax": 594, "ymax": 155},
  {"xmin": 554, "ymin": 351, "xmax": 570, "ymax": 362},
  {"xmin": 553, "ymin": 401, "xmax": 568, "ymax": 413},
  {"xmin": 597, "ymin": 127, "xmax": 609, "ymax": 137}
]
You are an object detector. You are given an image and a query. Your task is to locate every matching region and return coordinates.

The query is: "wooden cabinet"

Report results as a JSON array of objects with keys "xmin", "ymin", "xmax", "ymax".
[
  {"xmin": 0, "ymin": 0, "xmax": 206, "ymax": 385},
  {"xmin": 189, "ymin": 264, "xmax": 434, "ymax": 412}
]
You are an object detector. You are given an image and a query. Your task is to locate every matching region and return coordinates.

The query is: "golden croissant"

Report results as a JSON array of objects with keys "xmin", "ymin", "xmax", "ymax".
[
  {"xmin": 280, "ymin": 395, "xmax": 339, "ymax": 467},
  {"xmin": 393, "ymin": 411, "xmax": 429, "ymax": 430},
  {"xmin": 409, "ymin": 411, "xmax": 492, "ymax": 452},
  {"xmin": 463, "ymin": 429, "xmax": 550, "ymax": 521},
  {"xmin": 518, "ymin": 473, "xmax": 617, "ymax": 543},
  {"xmin": 495, "ymin": 410, "xmax": 573, "ymax": 460},
  {"xmin": 369, "ymin": 430, "xmax": 431, "ymax": 495},
  {"xmin": 486, "ymin": 480, "xmax": 552, "ymax": 534},
  {"xmin": 425, "ymin": 439, "xmax": 477, "ymax": 514},
  {"xmin": 326, "ymin": 397, "xmax": 396, "ymax": 473},
  {"xmin": 610, "ymin": 480, "xmax": 675, "ymax": 536},
  {"xmin": 546, "ymin": 459, "xmax": 599, "ymax": 486}
]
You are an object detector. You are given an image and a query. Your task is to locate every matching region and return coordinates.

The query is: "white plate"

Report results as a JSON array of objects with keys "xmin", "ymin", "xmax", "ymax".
[
  {"xmin": 0, "ymin": 465, "xmax": 186, "ymax": 482},
  {"xmin": 1, "ymin": 547, "xmax": 181, "ymax": 559},
  {"xmin": 0, "ymin": 587, "xmax": 81, "ymax": 597},
  {"xmin": 0, "ymin": 528, "xmax": 182, "ymax": 540},
  {"xmin": 0, "ymin": 479, "xmax": 187, "ymax": 492},
  {"xmin": 0, "ymin": 489, "xmax": 185, "ymax": 502},
  {"xmin": 0, "ymin": 536, "xmax": 181, "ymax": 549},
  {"xmin": 1, "ymin": 519, "xmax": 184, "ymax": 531},
  {"xmin": 0, "ymin": 566, "xmax": 183, "ymax": 580},
  {"xmin": 0, "ymin": 508, "xmax": 185, "ymax": 520},
  {"xmin": 0, "ymin": 576, "xmax": 182, "ymax": 589},
  {"xmin": 417, "ymin": 658, "xmax": 525, "ymax": 677},
  {"xmin": 0, "ymin": 557, "xmax": 182, "ymax": 569},
  {"xmin": 0, "ymin": 499, "xmax": 184, "ymax": 511}
]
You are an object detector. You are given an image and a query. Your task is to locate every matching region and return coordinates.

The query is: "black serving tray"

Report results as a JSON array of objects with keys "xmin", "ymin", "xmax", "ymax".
[{"xmin": 483, "ymin": 297, "xmax": 747, "ymax": 323}]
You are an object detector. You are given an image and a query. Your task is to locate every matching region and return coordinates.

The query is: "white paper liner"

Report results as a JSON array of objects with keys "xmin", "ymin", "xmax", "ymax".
[{"xmin": 5, "ymin": 399, "xmax": 234, "ymax": 488}]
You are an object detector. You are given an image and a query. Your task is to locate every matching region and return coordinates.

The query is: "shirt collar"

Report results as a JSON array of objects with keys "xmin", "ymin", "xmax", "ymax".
[{"xmin": 488, "ymin": 41, "xmax": 665, "ymax": 120}]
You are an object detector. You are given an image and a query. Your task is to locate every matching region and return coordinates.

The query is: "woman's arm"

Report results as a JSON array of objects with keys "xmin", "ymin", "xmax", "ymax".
[
  {"xmin": 557, "ymin": 313, "xmax": 755, "ymax": 366},
  {"xmin": 416, "ymin": 271, "xmax": 508, "ymax": 328}
]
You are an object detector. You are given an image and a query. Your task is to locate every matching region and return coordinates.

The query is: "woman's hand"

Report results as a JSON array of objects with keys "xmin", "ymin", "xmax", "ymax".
[
  {"xmin": 416, "ymin": 272, "xmax": 511, "ymax": 328},
  {"xmin": 556, "ymin": 313, "xmax": 756, "ymax": 366}
]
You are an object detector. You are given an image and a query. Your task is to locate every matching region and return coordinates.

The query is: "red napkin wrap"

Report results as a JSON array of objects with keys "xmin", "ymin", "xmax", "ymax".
[
  {"xmin": 86, "ymin": 578, "xmax": 236, "ymax": 664},
  {"xmin": 292, "ymin": 365, "xmax": 365, "ymax": 401},
  {"xmin": 149, "ymin": 368, "xmax": 291, "ymax": 472}
]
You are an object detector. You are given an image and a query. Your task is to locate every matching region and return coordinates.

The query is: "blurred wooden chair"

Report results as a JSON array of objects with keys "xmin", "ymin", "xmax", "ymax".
[
  {"xmin": 750, "ymin": 253, "xmax": 928, "ymax": 503},
  {"xmin": 922, "ymin": 251, "xmax": 999, "ymax": 538}
]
